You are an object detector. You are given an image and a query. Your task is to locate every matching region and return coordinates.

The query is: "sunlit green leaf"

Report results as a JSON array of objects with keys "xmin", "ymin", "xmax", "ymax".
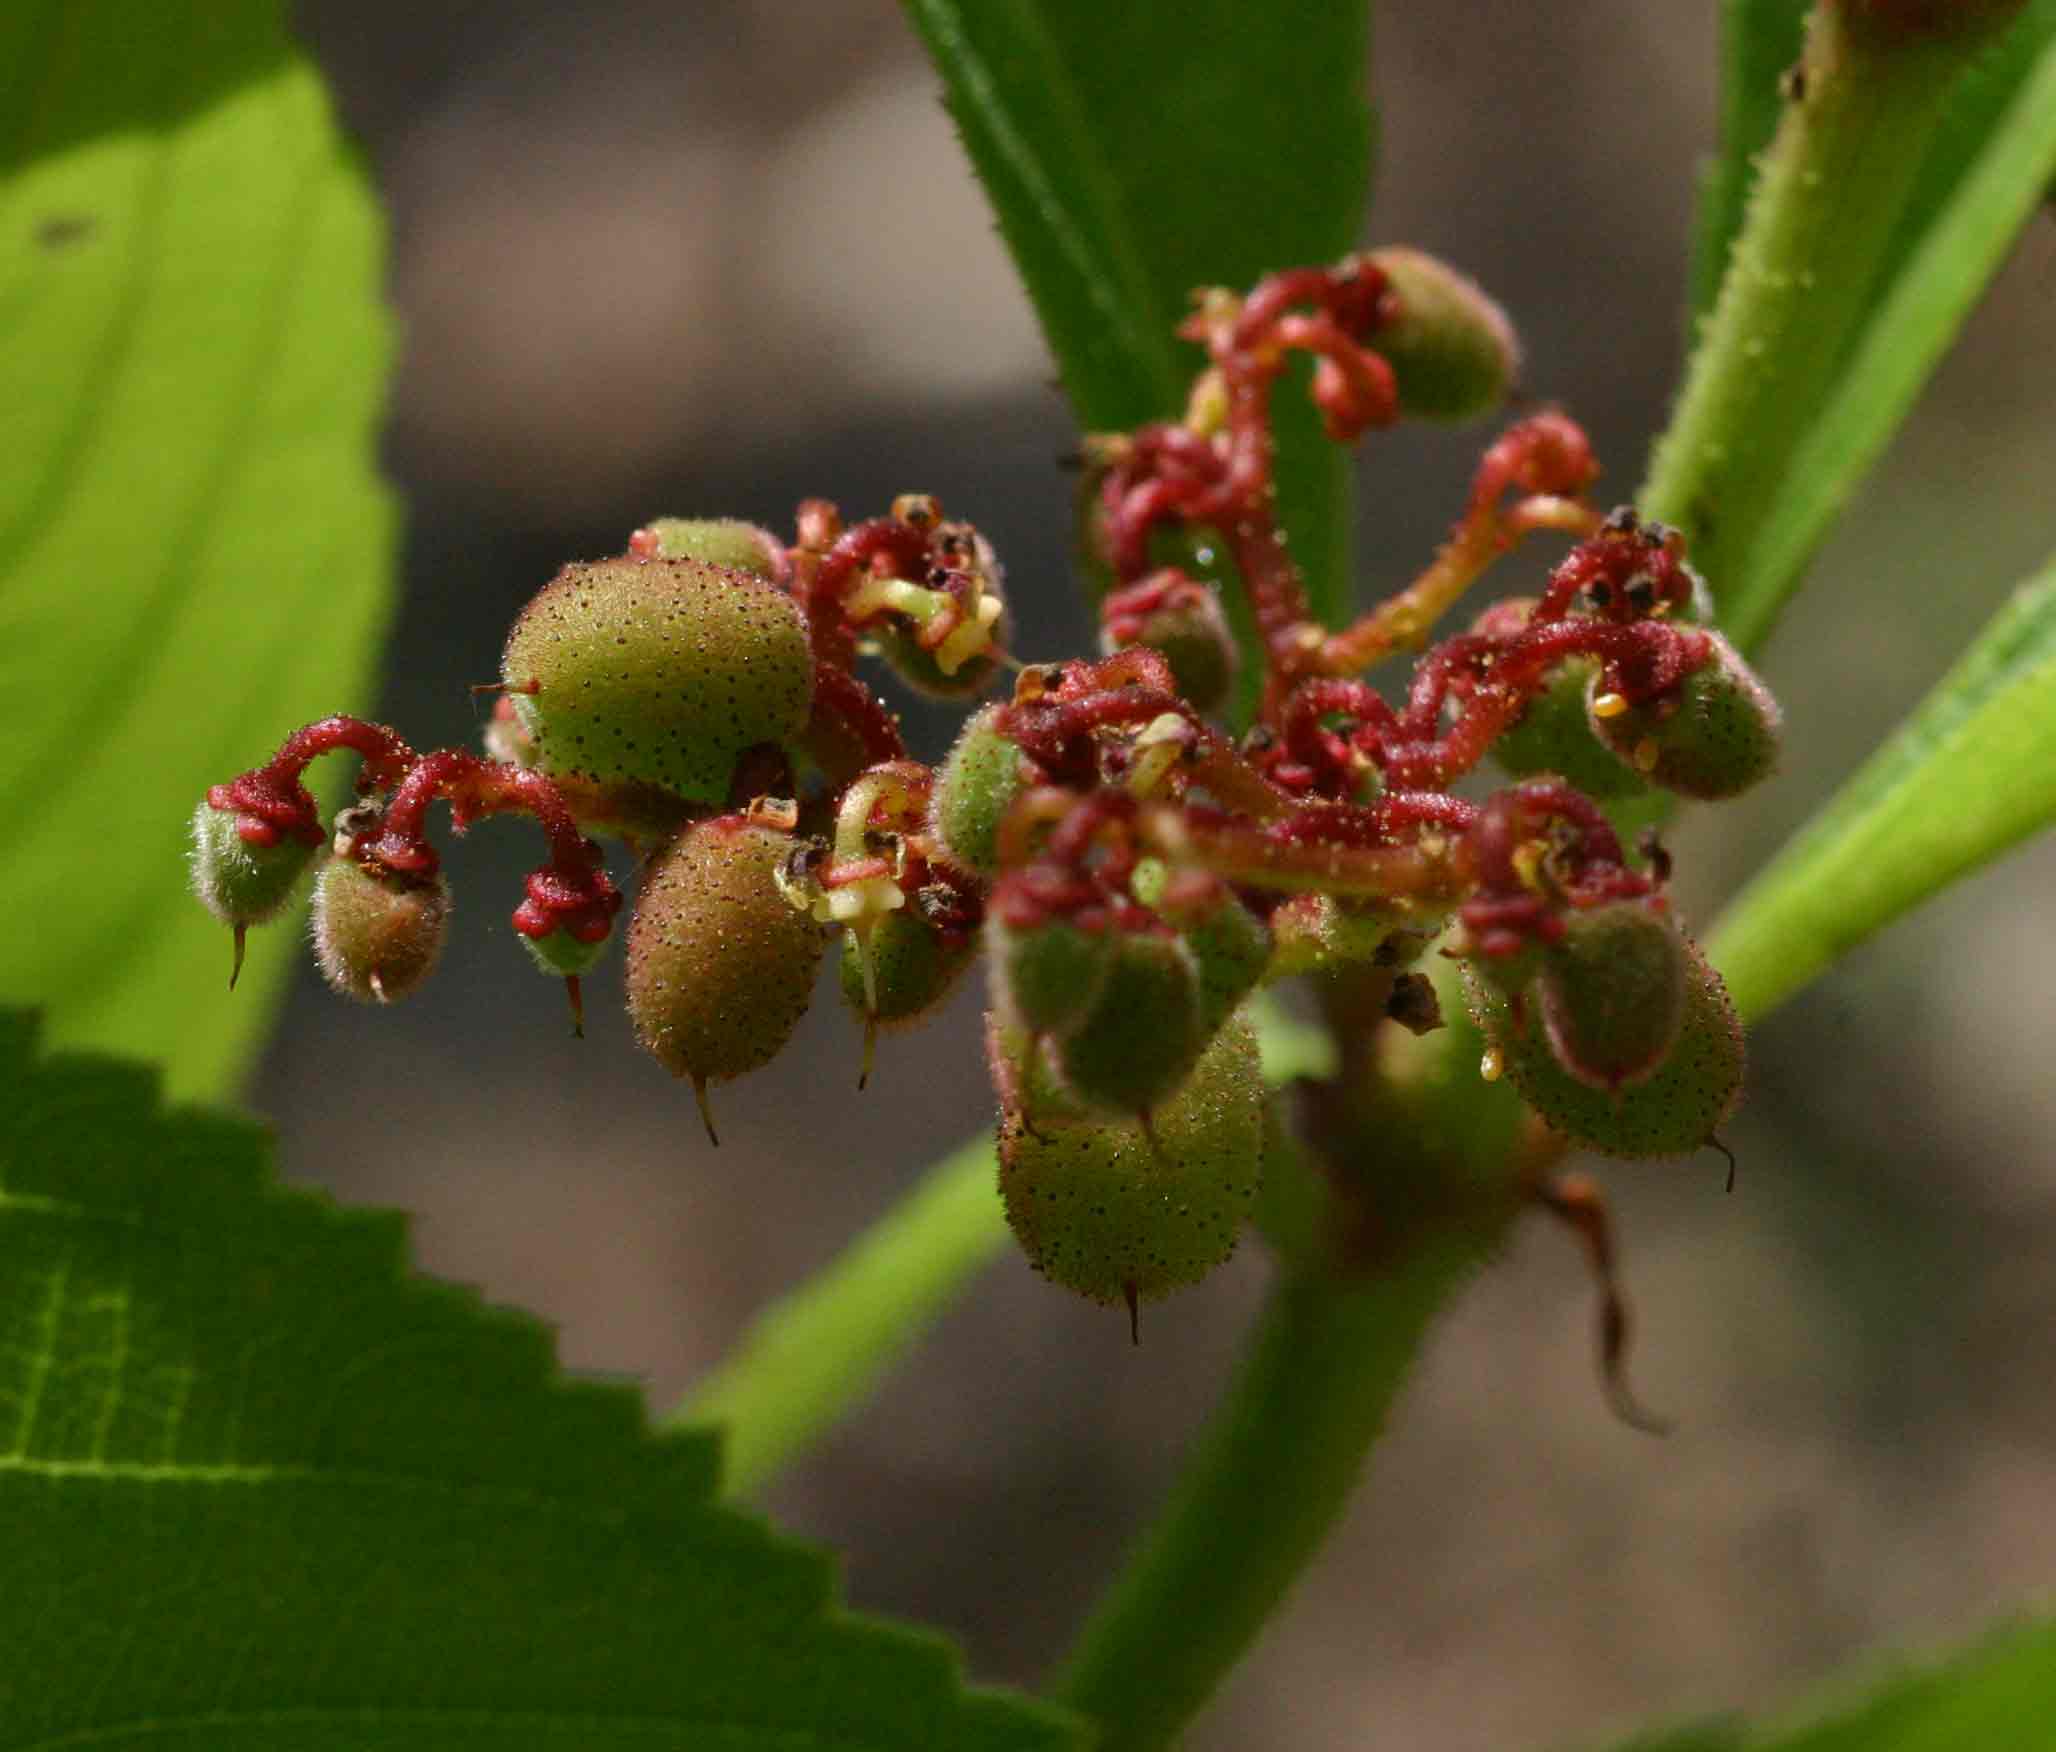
[
  {"xmin": 0, "ymin": 1011, "xmax": 1082, "ymax": 1750},
  {"xmin": 0, "ymin": 0, "xmax": 398, "ymax": 1100}
]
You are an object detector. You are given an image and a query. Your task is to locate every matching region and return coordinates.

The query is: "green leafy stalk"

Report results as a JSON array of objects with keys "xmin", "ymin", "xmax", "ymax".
[
  {"xmin": 1734, "ymin": 31, "xmax": 2056, "ymax": 647},
  {"xmin": 1051, "ymin": 1243, "xmax": 1490, "ymax": 1752},
  {"xmin": 672, "ymin": 1137, "xmax": 1009, "ymax": 1499},
  {"xmin": 1642, "ymin": 3, "xmax": 2023, "ymax": 633},
  {"xmin": 1688, "ymin": 0, "xmax": 1810, "ymax": 328},
  {"xmin": 1708, "ymin": 554, "xmax": 2056, "ymax": 1022}
]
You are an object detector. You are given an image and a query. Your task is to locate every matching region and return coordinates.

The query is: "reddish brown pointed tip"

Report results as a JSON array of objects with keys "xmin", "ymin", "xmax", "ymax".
[
  {"xmin": 564, "ymin": 974, "xmax": 586, "ymax": 1039},
  {"xmin": 858, "ymin": 1016, "xmax": 878, "ymax": 1091},
  {"xmin": 1124, "ymin": 1280, "xmax": 1141, "ymax": 1347},
  {"xmin": 1710, "ymin": 1134, "xmax": 1738, "ymax": 1193},
  {"xmin": 691, "ymin": 1077, "xmax": 721, "ymax": 1148},
  {"xmin": 228, "ymin": 923, "xmax": 248, "ymax": 992}
]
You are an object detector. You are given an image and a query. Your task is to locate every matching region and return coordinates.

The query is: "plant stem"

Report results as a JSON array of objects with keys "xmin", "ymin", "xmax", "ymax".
[
  {"xmin": 668, "ymin": 1135, "xmax": 1008, "ymax": 1498},
  {"xmin": 1052, "ymin": 1241, "xmax": 1491, "ymax": 1752},
  {"xmin": 1640, "ymin": 4, "xmax": 2006, "ymax": 630}
]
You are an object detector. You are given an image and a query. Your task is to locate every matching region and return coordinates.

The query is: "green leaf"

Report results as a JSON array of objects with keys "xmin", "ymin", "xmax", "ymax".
[
  {"xmin": 0, "ymin": 1010, "xmax": 1083, "ymax": 1750},
  {"xmin": 1751, "ymin": 1620, "xmax": 2056, "ymax": 1750},
  {"xmin": 1688, "ymin": 0, "xmax": 1809, "ymax": 329},
  {"xmin": 1723, "ymin": 16, "xmax": 2056, "ymax": 651},
  {"xmin": 901, "ymin": 0, "xmax": 1373, "ymax": 632},
  {"xmin": 1708, "ymin": 553, "xmax": 2056, "ymax": 1022},
  {"xmin": 0, "ymin": 1, "xmax": 398, "ymax": 1101},
  {"xmin": 1599, "ymin": 1619, "xmax": 2056, "ymax": 1751}
]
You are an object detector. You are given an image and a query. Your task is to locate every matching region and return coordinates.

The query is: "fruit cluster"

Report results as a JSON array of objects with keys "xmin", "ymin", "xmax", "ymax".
[{"xmin": 193, "ymin": 249, "xmax": 1779, "ymax": 1332}]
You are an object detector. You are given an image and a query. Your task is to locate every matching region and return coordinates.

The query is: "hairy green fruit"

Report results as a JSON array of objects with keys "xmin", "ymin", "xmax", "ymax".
[
  {"xmin": 1365, "ymin": 246, "xmax": 1521, "ymax": 422},
  {"xmin": 994, "ymin": 1009, "xmax": 1264, "ymax": 1310},
  {"xmin": 310, "ymin": 857, "xmax": 452, "ymax": 1005},
  {"xmin": 189, "ymin": 802, "xmax": 320, "ymax": 931},
  {"xmin": 1464, "ymin": 939, "xmax": 1743, "ymax": 1159},
  {"xmin": 1049, "ymin": 931, "xmax": 1206, "ymax": 1118},
  {"xmin": 502, "ymin": 555, "xmax": 813, "ymax": 806},
  {"xmin": 1589, "ymin": 630, "xmax": 1781, "ymax": 800},
  {"xmin": 988, "ymin": 914, "xmax": 1116, "ymax": 1038},
  {"xmin": 639, "ymin": 517, "xmax": 784, "ymax": 578},
  {"xmin": 1536, "ymin": 900, "xmax": 1687, "ymax": 1092},
  {"xmin": 625, "ymin": 816, "xmax": 826, "ymax": 1132},
  {"xmin": 839, "ymin": 906, "xmax": 976, "ymax": 1027},
  {"xmin": 930, "ymin": 706, "xmax": 1028, "ymax": 876}
]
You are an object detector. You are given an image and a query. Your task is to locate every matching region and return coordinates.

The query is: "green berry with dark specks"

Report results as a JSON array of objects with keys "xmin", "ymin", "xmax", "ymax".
[
  {"xmin": 503, "ymin": 555, "xmax": 812, "ymax": 806},
  {"xmin": 625, "ymin": 815, "xmax": 826, "ymax": 1097},
  {"xmin": 994, "ymin": 1009, "xmax": 1264, "ymax": 1309}
]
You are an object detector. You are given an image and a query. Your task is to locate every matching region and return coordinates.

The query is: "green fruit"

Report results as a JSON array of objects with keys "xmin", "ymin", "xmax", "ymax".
[
  {"xmin": 1364, "ymin": 246, "xmax": 1521, "ymax": 422},
  {"xmin": 987, "ymin": 913, "xmax": 1117, "ymax": 1038},
  {"xmin": 930, "ymin": 706, "xmax": 1028, "ymax": 876},
  {"xmin": 189, "ymin": 801, "xmax": 321, "ymax": 931},
  {"xmin": 1463, "ymin": 938, "xmax": 1743, "ymax": 1159},
  {"xmin": 639, "ymin": 517, "xmax": 783, "ymax": 578},
  {"xmin": 310, "ymin": 857, "xmax": 451, "ymax": 1004},
  {"xmin": 839, "ymin": 905, "xmax": 977, "ymax": 1027},
  {"xmin": 1588, "ymin": 630, "xmax": 1781, "ymax": 800},
  {"xmin": 1535, "ymin": 900, "xmax": 1687, "ymax": 1092},
  {"xmin": 1049, "ymin": 931, "xmax": 1205, "ymax": 1118},
  {"xmin": 995, "ymin": 1009, "xmax": 1264, "ymax": 1309},
  {"xmin": 502, "ymin": 555, "xmax": 812, "ymax": 806},
  {"xmin": 625, "ymin": 816, "xmax": 826, "ymax": 1123},
  {"xmin": 1493, "ymin": 655, "xmax": 1650, "ymax": 799}
]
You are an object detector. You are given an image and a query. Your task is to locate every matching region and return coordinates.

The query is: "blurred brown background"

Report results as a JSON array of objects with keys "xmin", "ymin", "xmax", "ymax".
[{"xmin": 265, "ymin": 4, "xmax": 2056, "ymax": 1747}]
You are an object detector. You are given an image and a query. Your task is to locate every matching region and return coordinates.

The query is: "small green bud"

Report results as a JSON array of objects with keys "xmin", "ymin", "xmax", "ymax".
[
  {"xmin": 1588, "ymin": 631, "xmax": 1781, "ymax": 800},
  {"xmin": 987, "ymin": 914, "xmax": 1116, "ymax": 1039},
  {"xmin": 310, "ymin": 857, "xmax": 452, "ymax": 1005},
  {"xmin": 1535, "ymin": 900, "xmax": 1687, "ymax": 1093},
  {"xmin": 636, "ymin": 517, "xmax": 784, "ymax": 578},
  {"xmin": 995, "ymin": 1009, "xmax": 1264, "ymax": 1312},
  {"xmin": 190, "ymin": 801, "xmax": 321, "ymax": 931},
  {"xmin": 1048, "ymin": 931, "xmax": 1206, "ymax": 1119},
  {"xmin": 1464, "ymin": 938, "xmax": 1743, "ymax": 1159},
  {"xmin": 624, "ymin": 814, "xmax": 827, "ymax": 1139},
  {"xmin": 1364, "ymin": 246, "xmax": 1521, "ymax": 422},
  {"xmin": 520, "ymin": 924, "xmax": 611, "ymax": 979},
  {"xmin": 502, "ymin": 555, "xmax": 813, "ymax": 806},
  {"xmin": 1101, "ymin": 583, "xmax": 1238, "ymax": 716},
  {"xmin": 929, "ymin": 705, "xmax": 1028, "ymax": 876}
]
